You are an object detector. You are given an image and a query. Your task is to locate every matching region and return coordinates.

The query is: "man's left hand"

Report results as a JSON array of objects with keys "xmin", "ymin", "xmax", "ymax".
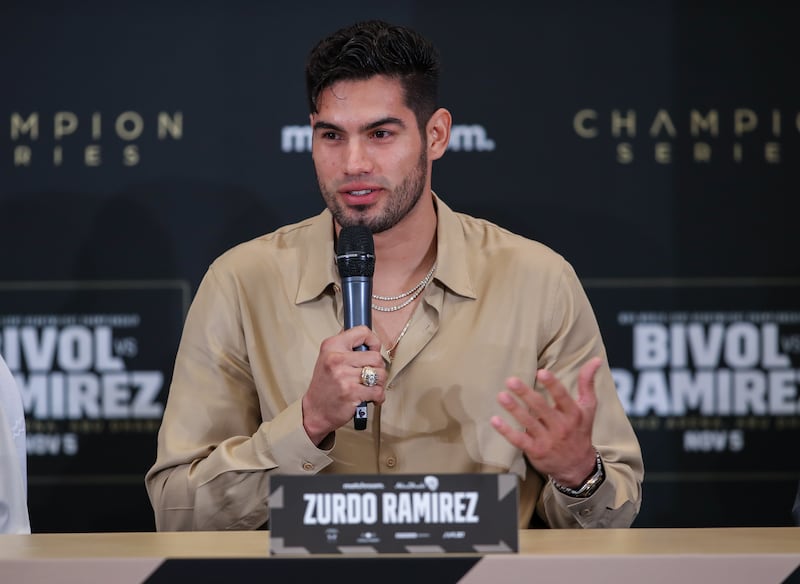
[{"xmin": 490, "ymin": 357, "xmax": 602, "ymax": 487}]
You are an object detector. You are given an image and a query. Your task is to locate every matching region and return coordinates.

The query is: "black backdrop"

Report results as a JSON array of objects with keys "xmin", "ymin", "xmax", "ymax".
[{"xmin": 2, "ymin": 1, "xmax": 799, "ymax": 532}]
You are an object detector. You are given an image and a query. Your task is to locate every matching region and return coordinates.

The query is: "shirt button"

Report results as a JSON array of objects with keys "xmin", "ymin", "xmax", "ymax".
[
  {"xmin": 302, "ymin": 462, "xmax": 314, "ymax": 471},
  {"xmin": 386, "ymin": 457, "xmax": 396, "ymax": 468},
  {"xmin": 580, "ymin": 508, "xmax": 592, "ymax": 517}
]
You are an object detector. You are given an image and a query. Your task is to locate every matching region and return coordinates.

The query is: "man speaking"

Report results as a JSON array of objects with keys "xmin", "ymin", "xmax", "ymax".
[{"xmin": 145, "ymin": 20, "xmax": 643, "ymax": 531}]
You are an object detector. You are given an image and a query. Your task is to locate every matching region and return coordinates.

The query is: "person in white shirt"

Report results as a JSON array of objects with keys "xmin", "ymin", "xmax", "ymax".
[{"xmin": 0, "ymin": 353, "xmax": 31, "ymax": 533}]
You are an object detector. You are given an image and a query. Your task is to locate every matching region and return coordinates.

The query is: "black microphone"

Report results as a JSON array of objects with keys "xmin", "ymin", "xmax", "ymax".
[{"xmin": 336, "ymin": 225, "xmax": 375, "ymax": 431}]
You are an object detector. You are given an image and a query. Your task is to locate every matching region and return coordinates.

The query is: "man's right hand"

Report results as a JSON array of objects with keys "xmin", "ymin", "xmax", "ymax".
[{"xmin": 302, "ymin": 326, "xmax": 386, "ymax": 444}]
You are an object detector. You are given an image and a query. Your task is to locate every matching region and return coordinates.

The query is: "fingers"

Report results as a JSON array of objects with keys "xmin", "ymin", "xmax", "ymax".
[
  {"xmin": 490, "ymin": 414, "xmax": 536, "ymax": 452},
  {"xmin": 497, "ymin": 383, "xmax": 542, "ymax": 430},
  {"xmin": 502, "ymin": 376, "xmax": 553, "ymax": 430},
  {"xmin": 344, "ymin": 325, "xmax": 383, "ymax": 352},
  {"xmin": 356, "ymin": 365, "xmax": 386, "ymax": 405},
  {"xmin": 308, "ymin": 328, "xmax": 388, "ymax": 420},
  {"xmin": 495, "ymin": 357, "xmax": 605, "ymax": 435},
  {"xmin": 576, "ymin": 356, "xmax": 602, "ymax": 409},
  {"xmin": 319, "ymin": 325, "xmax": 382, "ymax": 353},
  {"xmin": 536, "ymin": 357, "xmax": 602, "ymax": 413},
  {"xmin": 319, "ymin": 324, "xmax": 386, "ymax": 377},
  {"xmin": 492, "ymin": 359, "xmax": 604, "ymax": 478},
  {"xmin": 536, "ymin": 368, "xmax": 575, "ymax": 414}
]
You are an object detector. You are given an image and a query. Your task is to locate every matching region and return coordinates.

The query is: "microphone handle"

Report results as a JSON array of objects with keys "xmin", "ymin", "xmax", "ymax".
[{"xmin": 342, "ymin": 276, "xmax": 371, "ymax": 430}]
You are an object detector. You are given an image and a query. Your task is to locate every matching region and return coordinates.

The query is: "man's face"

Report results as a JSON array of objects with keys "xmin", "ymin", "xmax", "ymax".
[{"xmin": 310, "ymin": 75, "xmax": 429, "ymax": 233}]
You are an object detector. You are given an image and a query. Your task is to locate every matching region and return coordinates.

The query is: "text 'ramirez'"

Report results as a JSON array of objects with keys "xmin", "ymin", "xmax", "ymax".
[{"xmin": 302, "ymin": 492, "xmax": 480, "ymax": 526}]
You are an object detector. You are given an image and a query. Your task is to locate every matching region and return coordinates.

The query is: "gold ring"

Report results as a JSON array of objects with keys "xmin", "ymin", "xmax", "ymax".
[{"xmin": 360, "ymin": 366, "xmax": 378, "ymax": 387}]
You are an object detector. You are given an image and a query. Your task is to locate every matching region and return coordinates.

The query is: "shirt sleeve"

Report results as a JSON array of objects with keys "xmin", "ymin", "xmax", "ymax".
[
  {"xmin": 0, "ymin": 357, "xmax": 31, "ymax": 534},
  {"xmin": 145, "ymin": 266, "xmax": 334, "ymax": 531},
  {"xmin": 533, "ymin": 260, "xmax": 644, "ymax": 528}
]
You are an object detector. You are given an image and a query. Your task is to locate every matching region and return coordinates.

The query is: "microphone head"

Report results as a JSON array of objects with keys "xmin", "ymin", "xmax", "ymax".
[{"xmin": 336, "ymin": 225, "xmax": 375, "ymax": 278}]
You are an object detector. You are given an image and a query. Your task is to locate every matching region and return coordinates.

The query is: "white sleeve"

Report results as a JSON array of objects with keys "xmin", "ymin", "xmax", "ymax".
[{"xmin": 0, "ymin": 355, "xmax": 31, "ymax": 534}]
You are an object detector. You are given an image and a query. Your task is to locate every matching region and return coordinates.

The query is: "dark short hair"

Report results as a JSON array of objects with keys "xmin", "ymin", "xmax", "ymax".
[{"xmin": 305, "ymin": 20, "xmax": 440, "ymax": 131}]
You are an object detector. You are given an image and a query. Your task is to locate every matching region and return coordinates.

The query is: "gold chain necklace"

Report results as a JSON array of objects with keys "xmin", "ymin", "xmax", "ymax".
[
  {"xmin": 372, "ymin": 262, "xmax": 437, "ymax": 312},
  {"xmin": 386, "ymin": 316, "xmax": 413, "ymax": 361}
]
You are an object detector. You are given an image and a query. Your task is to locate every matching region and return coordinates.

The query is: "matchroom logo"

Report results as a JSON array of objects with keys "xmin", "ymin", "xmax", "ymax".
[
  {"xmin": 280, "ymin": 124, "xmax": 496, "ymax": 153},
  {"xmin": 8, "ymin": 110, "xmax": 183, "ymax": 167}
]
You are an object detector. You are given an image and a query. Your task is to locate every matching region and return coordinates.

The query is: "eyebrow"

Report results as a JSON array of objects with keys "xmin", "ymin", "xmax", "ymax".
[{"xmin": 313, "ymin": 117, "xmax": 407, "ymax": 133}]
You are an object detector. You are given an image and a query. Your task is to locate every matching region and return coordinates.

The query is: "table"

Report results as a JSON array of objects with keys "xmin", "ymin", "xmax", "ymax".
[{"xmin": 1, "ymin": 528, "xmax": 799, "ymax": 583}]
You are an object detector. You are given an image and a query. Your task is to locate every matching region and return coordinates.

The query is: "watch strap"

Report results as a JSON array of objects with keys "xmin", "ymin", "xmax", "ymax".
[{"xmin": 551, "ymin": 449, "xmax": 605, "ymax": 498}]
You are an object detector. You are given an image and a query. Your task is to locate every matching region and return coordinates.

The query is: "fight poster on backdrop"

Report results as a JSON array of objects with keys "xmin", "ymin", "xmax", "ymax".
[
  {"xmin": 587, "ymin": 280, "xmax": 800, "ymax": 476},
  {"xmin": 0, "ymin": 281, "xmax": 188, "ymax": 483}
]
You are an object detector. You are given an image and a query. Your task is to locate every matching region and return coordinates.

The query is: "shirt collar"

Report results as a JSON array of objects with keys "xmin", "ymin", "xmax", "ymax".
[
  {"xmin": 432, "ymin": 193, "xmax": 477, "ymax": 300},
  {"xmin": 295, "ymin": 208, "xmax": 338, "ymax": 305},
  {"xmin": 294, "ymin": 193, "xmax": 478, "ymax": 305}
]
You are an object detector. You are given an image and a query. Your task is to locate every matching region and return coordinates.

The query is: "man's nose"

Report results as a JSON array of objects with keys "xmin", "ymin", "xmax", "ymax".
[{"xmin": 344, "ymin": 139, "xmax": 373, "ymax": 175}]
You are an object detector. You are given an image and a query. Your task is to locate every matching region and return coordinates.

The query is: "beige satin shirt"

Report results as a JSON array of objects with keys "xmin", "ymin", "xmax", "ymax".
[{"xmin": 145, "ymin": 195, "xmax": 643, "ymax": 531}]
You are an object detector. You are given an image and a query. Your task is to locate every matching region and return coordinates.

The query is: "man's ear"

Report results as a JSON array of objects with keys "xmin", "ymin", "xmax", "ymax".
[{"xmin": 426, "ymin": 108, "xmax": 452, "ymax": 161}]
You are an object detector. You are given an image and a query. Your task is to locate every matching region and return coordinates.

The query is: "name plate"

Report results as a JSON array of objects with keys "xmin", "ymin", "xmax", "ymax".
[{"xmin": 268, "ymin": 473, "xmax": 518, "ymax": 555}]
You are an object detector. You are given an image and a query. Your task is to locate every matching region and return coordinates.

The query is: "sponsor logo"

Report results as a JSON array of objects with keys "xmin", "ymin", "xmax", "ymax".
[
  {"xmin": 573, "ymin": 108, "xmax": 798, "ymax": 164},
  {"xmin": 281, "ymin": 124, "xmax": 496, "ymax": 153},
  {"xmin": 7, "ymin": 110, "xmax": 183, "ymax": 167}
]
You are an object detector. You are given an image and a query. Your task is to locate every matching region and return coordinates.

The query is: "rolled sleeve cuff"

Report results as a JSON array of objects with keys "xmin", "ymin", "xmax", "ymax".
[
  {"xmin": 260, "ymin": 399, "xmax": 335, "ymax": 474},
  {"xmin": 548, "ymin": 469, "xmax": 640, "ymax": 528},
  {"xmin": 552, "ymin": 478, "xmax": 617, "ymax": 527}
]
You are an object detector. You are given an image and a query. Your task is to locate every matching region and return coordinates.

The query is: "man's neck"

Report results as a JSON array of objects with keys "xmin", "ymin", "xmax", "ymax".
[{"xmin": 372, "ymin": 193, "xmax": 438, "ymax": 296}]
